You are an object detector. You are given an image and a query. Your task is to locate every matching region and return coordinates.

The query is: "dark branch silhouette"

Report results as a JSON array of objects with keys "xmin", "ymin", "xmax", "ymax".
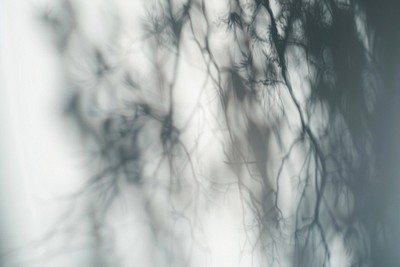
[{"xmin": 24, "ymin": 0, "xmax": 400, "ymax": 266}]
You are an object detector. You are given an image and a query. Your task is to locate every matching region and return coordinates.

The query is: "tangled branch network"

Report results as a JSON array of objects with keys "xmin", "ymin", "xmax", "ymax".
[{"xmin": 37, "ymin": 0, "xmax": 400, "ymax": 266}]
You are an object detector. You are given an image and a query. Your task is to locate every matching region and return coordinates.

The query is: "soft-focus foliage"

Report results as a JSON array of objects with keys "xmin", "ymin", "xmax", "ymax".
[{"xmin": 31, "ymin": 0, "xmax": 400, "ymax": 266}]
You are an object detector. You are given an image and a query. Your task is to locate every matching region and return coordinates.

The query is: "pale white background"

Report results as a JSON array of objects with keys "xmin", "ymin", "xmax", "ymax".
[
  {"xmin": 0, "ymin": 0, "xmax": 348, "ymax": 266},
  {"xmin": 0, "ymin": 1, "xmax": 246, "ymax": 266}
]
